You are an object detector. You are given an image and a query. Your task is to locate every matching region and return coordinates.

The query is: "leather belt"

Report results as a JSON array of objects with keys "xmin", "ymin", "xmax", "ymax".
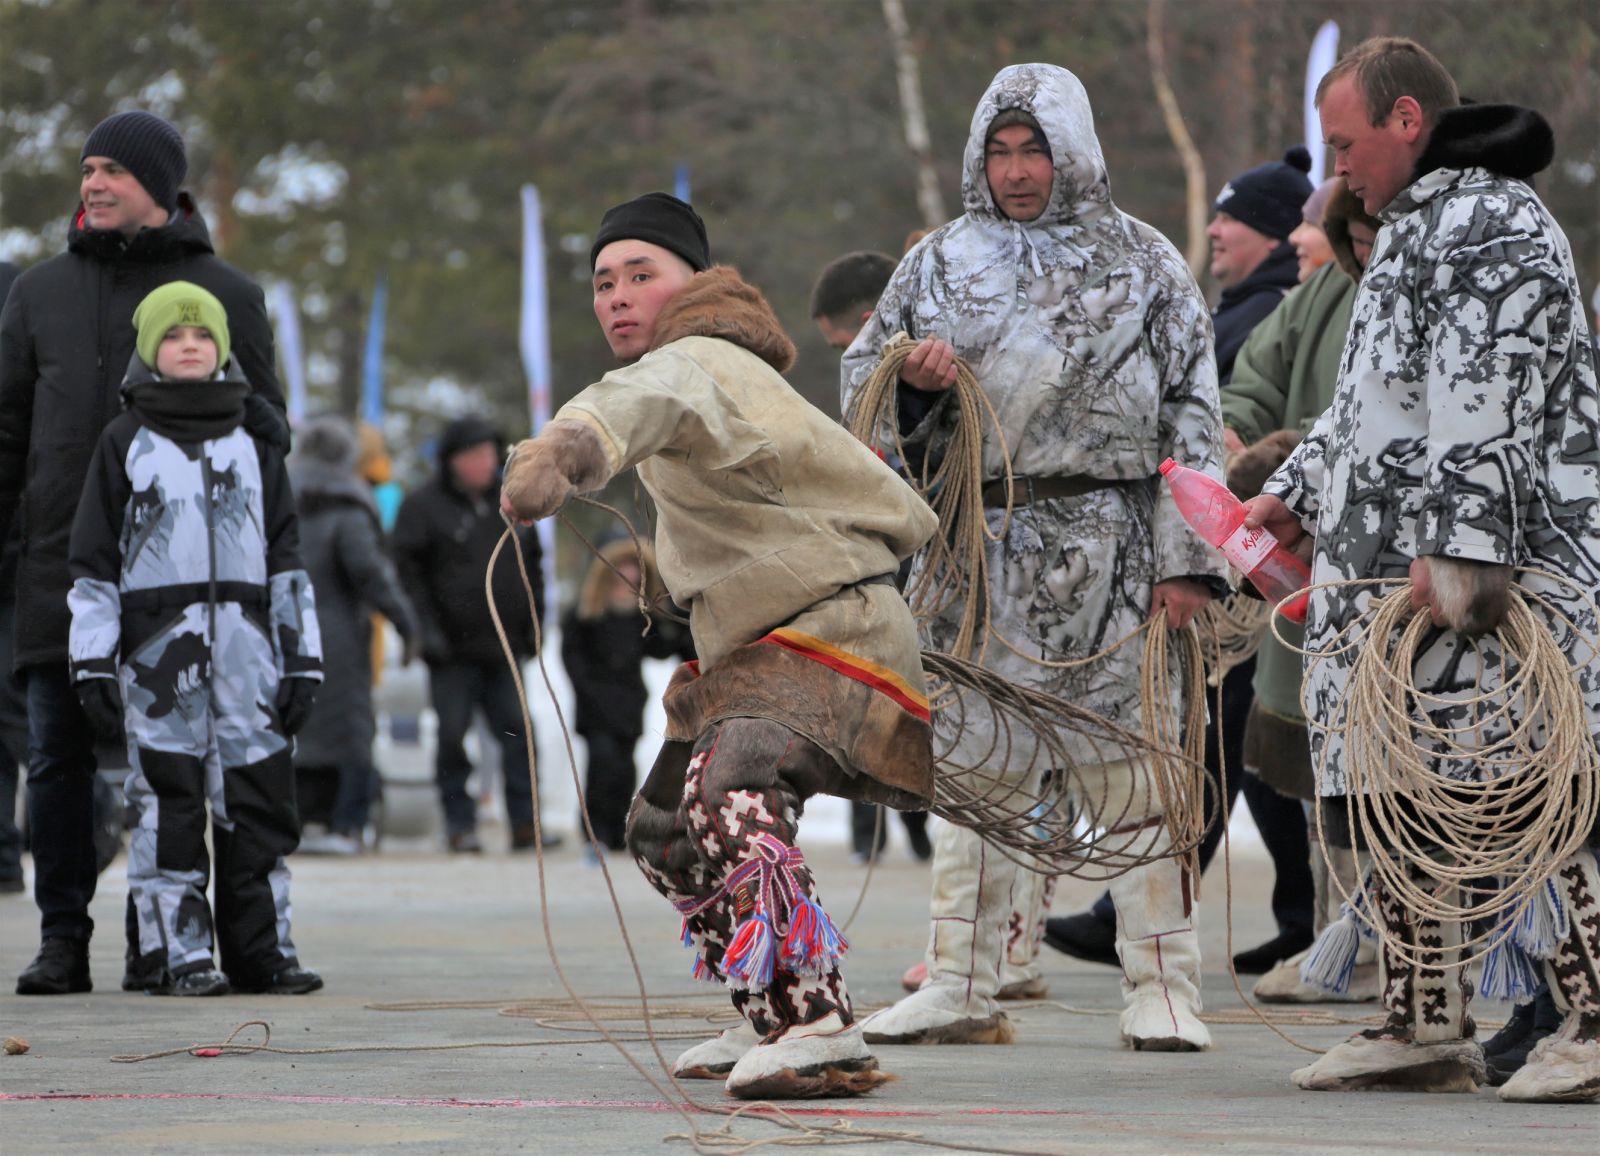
[{"xmin": 980, "ymin": 475, "xmax": 1120, "ymax": 508}]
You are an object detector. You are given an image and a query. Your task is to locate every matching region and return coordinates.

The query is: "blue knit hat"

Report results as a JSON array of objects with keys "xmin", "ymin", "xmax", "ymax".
[
  {"xmin": 1214, "ymin": 147, "xmax": 1315, "ymax": 242},
  {"xmin": 81, "ymin": 111, "xmax": 187, "ymax": 213}
]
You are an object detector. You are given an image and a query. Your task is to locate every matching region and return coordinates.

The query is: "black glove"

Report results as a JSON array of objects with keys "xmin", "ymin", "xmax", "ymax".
[
  {"xmin": 276, "ymin": 676, "xmax": 318, "ymax": 737},
  {"xmin": 243, "ymin": 393, "xmax": 291, "ymax": 454},
  {"xmin": 76, "ymin": 678, "xmax": 125, "ymax": 744}
]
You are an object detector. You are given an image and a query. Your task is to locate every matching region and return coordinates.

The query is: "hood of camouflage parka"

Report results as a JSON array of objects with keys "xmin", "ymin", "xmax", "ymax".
[{"xmin": 961, "ymin": 63, "xmax": 1113, "ymax": 228}]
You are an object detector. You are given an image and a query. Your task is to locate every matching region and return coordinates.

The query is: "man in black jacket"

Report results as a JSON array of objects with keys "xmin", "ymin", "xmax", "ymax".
[
  {"xmin": 0, "ymin": 111, "xmax": 288, "ymax": 995},
  {"xmin": 1204, "ymin": 147, "xmax": 1314, "ymax": 383},
  {"xmin": 392, "ymin": 414, "xmax": 549, "ymax": 853}
]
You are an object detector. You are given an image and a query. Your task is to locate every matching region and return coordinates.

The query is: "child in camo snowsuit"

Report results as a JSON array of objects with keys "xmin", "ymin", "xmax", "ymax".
[{"xmin": 67, "ymin": 281, "xmax": 324, "ymax": 997}]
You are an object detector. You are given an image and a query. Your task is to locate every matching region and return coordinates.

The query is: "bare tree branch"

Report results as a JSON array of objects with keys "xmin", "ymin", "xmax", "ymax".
[
  {"xmin": 881, "ymin": 0, "xmax": 946, "ymax": 229},
  {"xmin": 1147, "ymin": 0, "xmax": 1209, "ymax": 280}
]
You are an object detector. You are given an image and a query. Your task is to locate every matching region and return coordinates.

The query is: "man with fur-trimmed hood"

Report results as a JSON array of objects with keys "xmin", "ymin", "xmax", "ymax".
[
  {"xmin": 841, "ymin": 64, "xmax": 1227, "ymax": 1052},
  {"xmin": 501, "ymin": 193, "xmax": 938, "ymax": 1099}
]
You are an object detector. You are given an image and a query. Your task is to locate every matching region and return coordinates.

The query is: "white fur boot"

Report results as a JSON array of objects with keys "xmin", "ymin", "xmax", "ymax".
[
  {"xmin": 1293, "ymin": 875, "xmax": 1483, "ymax": 1092},
  {"xmin": 860, "ymin": 821, "xmax": 1017, "ymax": 1045},
  {"xmin": 672, "ymin": 1019, "xmax": 762, "ymax": 1080},
  {"xmin": 1499, "ymin": 851, "xmax": 1600, "ymax": 1103},
  {"xmin": 997, "ymin": 867, "xmax": 1054, "ymax": 1000},
  {"xmin": 724, "ymin": 1012, "xmax": 888, "ymax": 1099},
  {"xmin": 1256, "ymin": 846, "xmax": 1378, "ymax": 1003},
  {"xmin": 1109, "ymin": 847, "xmax": 1211, "ymax": 1052}
]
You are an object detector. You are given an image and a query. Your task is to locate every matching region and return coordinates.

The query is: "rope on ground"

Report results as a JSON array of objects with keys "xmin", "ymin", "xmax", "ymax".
[{"xmin": 1274, "ymin": 571, "xmax": 1600, "ymax": 974}]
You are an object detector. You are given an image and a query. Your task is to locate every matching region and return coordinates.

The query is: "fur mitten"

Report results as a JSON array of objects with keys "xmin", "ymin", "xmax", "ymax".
[
  {"xmin": 1226, "ymin": 428, "xmax": 1304, "ymax": 500},
  {"xmin": 1416, "ymin": 555, "xmax": 1514, "ymax": 636},
  {"xmin": 502, "ymin": 420, "xmax": 612, "ymax": 522}
]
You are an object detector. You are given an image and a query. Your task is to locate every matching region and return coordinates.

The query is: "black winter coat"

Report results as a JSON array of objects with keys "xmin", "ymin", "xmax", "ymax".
[
  {"xmin": 290, "ymin": 418, "xmax": 417, "ymax": 769},
  {"xmin": 0, "ymin": 197, "xmax": 285, "ymax": 671},
  {"xmin": 1212, "ymin": 242, "xmax": 1300, "ymax": 384},
  {"xmin": 561, "ymin": 611, "xmax": 694, "ymax": 740},
  {"xmin": 392, "ymin": 474, "xmax": 544, "ymax": 668}
]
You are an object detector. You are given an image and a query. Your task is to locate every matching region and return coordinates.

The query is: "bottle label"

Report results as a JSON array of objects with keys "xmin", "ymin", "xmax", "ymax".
[{"xmin": 1220, "ymin": 522, "xmax": 1278, "ymax": 572}]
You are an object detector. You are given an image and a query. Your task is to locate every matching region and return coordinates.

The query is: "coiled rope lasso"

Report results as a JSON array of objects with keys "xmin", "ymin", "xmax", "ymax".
[
  {"xmin": 1273, "ymin": 570, "xmax": 1600, "ymax": 972},
  {"xmin": 844, "ymin": 332, "xmax": 1216, "ymax": 879},
  {"xmin": 844, "ymin": 332, "xmax": 1012, "ymax": 664}
]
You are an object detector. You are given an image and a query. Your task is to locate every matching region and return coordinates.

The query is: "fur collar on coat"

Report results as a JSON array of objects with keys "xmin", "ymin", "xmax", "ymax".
[{"xmin": 648, "ymin": 266, "xmax": 796, "ymax": 374}]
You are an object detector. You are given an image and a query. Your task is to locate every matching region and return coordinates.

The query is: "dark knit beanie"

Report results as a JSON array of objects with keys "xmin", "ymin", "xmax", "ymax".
[
  {"xmin": 81, "ymin": 111, "xmax": 187, "ymax": 213},
  {"xmin": 1213, "ymin": 146, "xmax": 1314, "ymax": 242},
  {"xmin": 590, "ymin": 192, "xmax": 710, "ymax": 273}
]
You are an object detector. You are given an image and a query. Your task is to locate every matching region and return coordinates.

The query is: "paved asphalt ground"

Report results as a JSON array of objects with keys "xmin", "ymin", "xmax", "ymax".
[{"xmin": 2, "ymin": 813, "xmax": 1595, "ymax": 1154}]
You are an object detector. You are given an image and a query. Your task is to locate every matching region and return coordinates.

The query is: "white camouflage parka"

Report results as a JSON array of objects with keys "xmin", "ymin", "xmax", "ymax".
[
  {"xmin": 1263, "ymin": 105, "xmax": 1600, "ymax": 796},
  {"xmin": 841, "ymin": 64, "xmax": 1226, "ymax": 770}
]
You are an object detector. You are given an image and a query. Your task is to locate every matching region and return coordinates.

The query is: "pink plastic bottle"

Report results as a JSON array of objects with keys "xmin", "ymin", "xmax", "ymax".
[{"xmin": 1158, "ymin": 458, "xmax": 1310, "ymax": 624}]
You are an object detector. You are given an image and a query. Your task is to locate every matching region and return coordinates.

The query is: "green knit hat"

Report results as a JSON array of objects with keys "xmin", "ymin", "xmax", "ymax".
[{"xmin": 133, "ymin": 281, "xmax": 230, "ymax": 373}]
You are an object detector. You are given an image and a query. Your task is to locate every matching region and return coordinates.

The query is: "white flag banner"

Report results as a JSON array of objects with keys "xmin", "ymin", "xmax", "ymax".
[
  {"xmin": 1304, "ymin": 20, "xmax": 1341, "ymax": 186},
  {"xmin": 520, "ymin": 184, "xmax": 558, "ymax": 620},
  {"xmin": 267, "ymin": 280, "xmax": 307, "ymax": 426}
]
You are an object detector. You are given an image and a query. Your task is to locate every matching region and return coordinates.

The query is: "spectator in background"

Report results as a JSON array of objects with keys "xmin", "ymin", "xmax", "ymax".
[
  {"xmin": 392, "ymin": 414, "xmax": 551, "ymax": 853},
  {"xmin": 1206, "ymin": 147, "xmax": 1315, "ymax": 383},
  {"xmin": 0, "ymin": 260, "xmax": 22, "ymax": 896},
  {"xmin": 809, "ymin": 249, "xmax": 933, "ymax": 865},
  {"xmin": 1, "ymin": 111, "xmax": 288, "ymax": 996},
  {"xmin": 289, "ymin": 416, "xmax": 417, "ymax": 855},
  {"xmin": 561, "ymin": 539, "xmax": 692, "ymax": 852}
]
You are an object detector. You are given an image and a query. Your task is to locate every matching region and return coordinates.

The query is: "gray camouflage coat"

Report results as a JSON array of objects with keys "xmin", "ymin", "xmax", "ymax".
[
  {"xmin": 1263, "ymin": 105, "xmax": 1600, "ymax": 796},
  {"xmin": 841, "ymin": 63, "xmax": 1227, "ymax": 770}
]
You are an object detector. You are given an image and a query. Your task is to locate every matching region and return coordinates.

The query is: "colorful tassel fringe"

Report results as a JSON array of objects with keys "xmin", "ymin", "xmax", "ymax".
[
  {"xmin": 723, "ymin": 912, "xmax": 776, "ymax": 990},
  {"xmin": 780, "ymin": 893, "xmax": 848, "ymax": 976}
]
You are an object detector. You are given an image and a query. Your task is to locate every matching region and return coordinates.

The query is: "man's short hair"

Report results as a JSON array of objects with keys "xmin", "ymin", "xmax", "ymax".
[
  {"xmin": 809, "ymin": 251, "xmax": 897, "ymax": 322},
  {"xmin": 1315, "ymin": 36, "xmax": 1459, "ymax": 127}
]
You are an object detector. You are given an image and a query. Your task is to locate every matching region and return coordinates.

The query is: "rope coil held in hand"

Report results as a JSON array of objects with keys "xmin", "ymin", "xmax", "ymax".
[{"xmin": 1275, "ymin": 571, "xmax": 1600, "ymax": 971}]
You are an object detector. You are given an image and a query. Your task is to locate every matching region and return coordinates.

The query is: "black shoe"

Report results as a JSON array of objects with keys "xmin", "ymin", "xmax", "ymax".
[
  {"xmin": 16, "ymin": 936, "xmax": 92, "ymax": 995},
  {"xmin": 1485, "ymin": 988, "xmax": 1562, "ymax": 1086},
  {"xmin": 447, "ymin": 830, "xmax": 483, "ymax": 853},
  {"xmin": 1043, "ymin": 911, "xmax": 1120, "ymax": 968},
  {"xmin": 1231, "ymin": 928, "xmax": 1315, "ymax": 975},
  {"xmin": 233, "ymin": 964, "xmax": 324, "ymax": 995},
  {"xmin": 0, "ymin": 875, "xmax": 23, "ymax": 895}
]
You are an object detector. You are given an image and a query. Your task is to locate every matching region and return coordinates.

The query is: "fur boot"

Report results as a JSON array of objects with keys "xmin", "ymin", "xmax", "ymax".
[
  {"xmin": 1110, "ymin": 840, "xmax": 1211, "ymax": 1052},
  {"xmin": 1293, "ymin": 873, "xmax": 1483, "ymax": 1092},
  {"xmin": 997, "ymin": 867, "xmax": 1054, "ymax": 1000},
  {"xmin": 1257, "ymin": 845, "xmax": 1378, "ymax": 1003},
  {"xmin": 860, "ymin": 821, "xmax": 1017, "ymax": 1045},
  {"xmin": 672, "ymin": 1019, "xmax": 762, "ymax": 1080},
  {"xmin": 1499, "ymin": 851, "xmax": 1600, "ymax": 1103},
  {"xmin": 724, "ymin": 1011, "xmax": 889, "ymax": 1099}
]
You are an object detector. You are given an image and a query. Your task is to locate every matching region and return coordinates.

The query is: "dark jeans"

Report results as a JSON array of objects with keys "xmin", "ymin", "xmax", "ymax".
[
  {"xmin": 429, "ymin": 661, "xmax": 534, "ymax": 835},
  {"xmin": 332, "ymin": 763, "xmax": 379, "ymax": 835},
  {"xmin": 583, "ymin": 729, "xmax": 637, "ymax": 851},
  {"xmin": 295, "ymin": 763, "xmax": 377, "ymax": 836},
  {"xmin": 24, "ymin": 662, "xmax": 100, "ymax": 940},
  {"xmin": 1093, "ymin": 658, "xmax": 1315, "ymax": 937},
  {"xmin": 850, "ymin": 801, "xmax": 928, "ymax": 857}
]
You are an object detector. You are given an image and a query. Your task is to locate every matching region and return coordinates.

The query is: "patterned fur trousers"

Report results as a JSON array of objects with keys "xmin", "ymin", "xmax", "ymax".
[{"xmin": 626, "ymin": 717, "xmax": 852, "ymax": 1038}]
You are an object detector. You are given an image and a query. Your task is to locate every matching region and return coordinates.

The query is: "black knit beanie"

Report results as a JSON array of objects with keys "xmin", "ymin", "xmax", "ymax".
[
  {"xmin": 81, "ymin": 111, "xmax": 187, "ymax": 213},
  {"xmin": 1213, "ymin": 146, "xmax": 1314, "ymax": 242},
  {"xmin": 590, "ymin": 192, "xmax": 710, "ymax": 273}
]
